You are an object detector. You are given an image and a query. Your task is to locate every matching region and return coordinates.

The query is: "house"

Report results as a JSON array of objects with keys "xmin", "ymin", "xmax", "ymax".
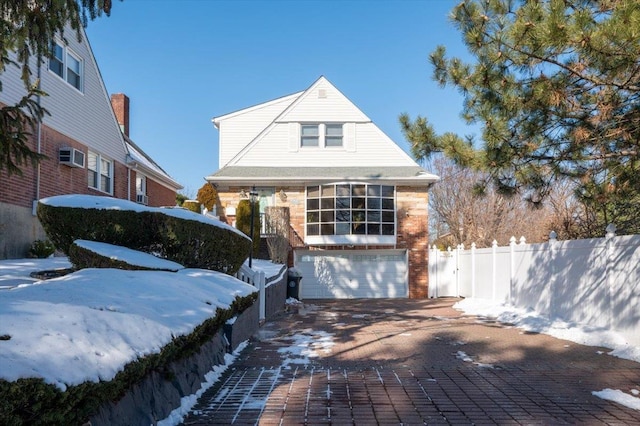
[
  {"xmin": 0, "ymin": 26, "xmax": 181, "ymax": 259},
  {"xmin": 207, "ymin": 76, "xmax": 439, "ymax": 299}
]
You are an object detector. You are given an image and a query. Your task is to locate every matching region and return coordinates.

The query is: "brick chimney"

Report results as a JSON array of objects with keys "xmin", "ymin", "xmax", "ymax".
[{"xmin": 111, "ymin": 93, "xmax": 130, "ymax": 137}]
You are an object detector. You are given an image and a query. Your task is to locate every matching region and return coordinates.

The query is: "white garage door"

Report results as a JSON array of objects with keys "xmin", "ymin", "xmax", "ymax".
[{"xmin": 294, "ymin": 249, "xmax": 408, "ymax": 299}]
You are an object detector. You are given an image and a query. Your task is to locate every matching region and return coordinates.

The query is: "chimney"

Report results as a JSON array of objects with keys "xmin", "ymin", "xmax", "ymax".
[{"xmin": 111, "ymin": 93, "xmax": 130, "ymax": 137}]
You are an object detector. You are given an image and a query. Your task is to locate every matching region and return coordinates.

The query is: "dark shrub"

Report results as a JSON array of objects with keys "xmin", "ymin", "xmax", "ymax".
[{"xmin": 236, "ymin": 199, "xmax": 260, "ymax": 258}]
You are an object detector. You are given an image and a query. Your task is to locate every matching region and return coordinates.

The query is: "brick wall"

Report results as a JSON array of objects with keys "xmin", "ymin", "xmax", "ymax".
[{"xmin": 214, "ymin": 184, "xmax": 430, "ymax": 298}]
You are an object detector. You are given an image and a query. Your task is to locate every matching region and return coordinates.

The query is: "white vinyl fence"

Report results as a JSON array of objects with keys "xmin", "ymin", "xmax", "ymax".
[{"xmin": 429, "ymin": 225, "xmax": 640, "ymax": 346}]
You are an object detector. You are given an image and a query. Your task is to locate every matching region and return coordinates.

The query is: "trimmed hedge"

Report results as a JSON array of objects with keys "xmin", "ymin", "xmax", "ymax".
[
  {"xmin": 67, "ymin": 242, "xmax": 181, "ymax": 272},
  {"xmin": 0, "ymin": 293, "xmax": 257, "ymax": 425},
  {"xmin": 37, "ymin": 201, "xmax": 250, "ymax": 274}
]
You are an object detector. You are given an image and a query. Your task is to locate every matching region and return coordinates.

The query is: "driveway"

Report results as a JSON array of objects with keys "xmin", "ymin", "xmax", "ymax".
[{"xmin": 181, "ymin": 298, "xmax": 640, "ymax": 425}]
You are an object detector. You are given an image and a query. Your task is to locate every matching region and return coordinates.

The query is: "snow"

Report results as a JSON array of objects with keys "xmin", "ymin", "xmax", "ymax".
[
  {"xmin": 454, "ymin": 298, "xmax": 640, "ymax": 410},
  {"xmin": 0, "ymin": 257, "xmax": 257, "ymax": 391},
  {"xmin": 74, "ymin": 240, "xmax": 184, "ymax": 271},
  {"xmin": 454, "ymin": 298, "xmax": 640, "ymax": 363}
]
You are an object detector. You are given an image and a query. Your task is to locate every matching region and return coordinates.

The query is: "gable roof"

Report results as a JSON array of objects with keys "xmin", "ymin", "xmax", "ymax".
[{"xmin": 208, "ymin": 76, "xmax": 439, "ymax": 186}]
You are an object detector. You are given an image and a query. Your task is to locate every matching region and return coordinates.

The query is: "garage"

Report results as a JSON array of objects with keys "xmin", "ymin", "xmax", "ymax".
[{"xmin": 294, "ymin": 249, "xmax": 408, "ymax": 299}]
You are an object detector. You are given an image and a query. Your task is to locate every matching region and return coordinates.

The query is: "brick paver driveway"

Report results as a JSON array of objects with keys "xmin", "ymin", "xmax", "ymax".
[{"xmin": 182, "ymin": 298, "xmax": 640, "ymax": 425}]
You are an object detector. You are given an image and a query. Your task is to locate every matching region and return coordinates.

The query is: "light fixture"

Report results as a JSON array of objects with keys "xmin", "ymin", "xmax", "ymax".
[
  {"xmin": 279, "ymin": 188, "xmax": 287, "ymax": 202},
  {"xmin": 239, "ymin": 189, "xmax": 247, "ymax": 199}
]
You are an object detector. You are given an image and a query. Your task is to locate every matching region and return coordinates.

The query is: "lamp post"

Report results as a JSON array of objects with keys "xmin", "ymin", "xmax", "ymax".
[{"xmin": 248, "ymin": 186, "xmax": 258, "ymax": 268}]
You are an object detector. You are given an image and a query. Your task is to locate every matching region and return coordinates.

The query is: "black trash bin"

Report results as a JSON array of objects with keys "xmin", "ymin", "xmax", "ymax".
[{"xmin": 287, "ymin": 267, "xmax": 303, "ymax": 300}]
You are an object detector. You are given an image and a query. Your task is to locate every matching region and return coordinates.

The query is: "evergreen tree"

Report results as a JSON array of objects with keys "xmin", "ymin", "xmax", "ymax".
[
  {"xmin": 402, "ymin": 0, "xmax": 640, "ymax": 235},
  {"xmin": 0, "ymin": 0, "xmax": 114, "ymax": 176}
]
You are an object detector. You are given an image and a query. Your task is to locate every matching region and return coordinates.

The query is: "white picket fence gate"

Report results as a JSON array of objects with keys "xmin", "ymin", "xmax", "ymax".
[{"xmin": 429, "ymin": 224, "xmax": 640, "ymax": 346}]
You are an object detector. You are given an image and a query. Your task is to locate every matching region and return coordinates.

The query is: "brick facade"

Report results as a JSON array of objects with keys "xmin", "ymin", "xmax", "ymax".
[{"xmin": 214, "ymin": 185, "xmax": 430, "ymax": 298}]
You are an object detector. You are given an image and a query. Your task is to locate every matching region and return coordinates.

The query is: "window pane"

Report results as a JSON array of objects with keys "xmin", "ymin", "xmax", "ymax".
[
  {"xmin": 325, "ymin": 136, "xmax": 343, "ymax": 147},
  {"xmin": 382, "ymin": 224, "xmax": 395, "ymax": 235},
  {"xmin": 382, "ymin": 211, "xmax": 395, "ymax": 222},
  {"xmin": 307, "ymin": 224, "xmax": 319, "ymax": 236},
  {"xmin": 307, "ymin": 198, "xmax": 319, "ymax": 210},
  {"xmin": 307, "ymin": 211, "xmax": 319, "ymax": 223},
  {"xmin": 100, "ymin": 175, "xmax": 110, "ymax": 193},
  {"xmin": 87, "ymin": 152, "xmax": 97, "ymax": 171},
  {"xmin": 381, "ymin": 186, "xmax": 394, "ymax": 197},
  {"xmin": 367, "ymin": 185, "xmax": 381, "ymax": 196},
  {"xmin": 307, "ymin": 186, "xmax": 319, "ymax": 197},
  {"xmin": 49, "ymin": 43, "xmax": 64, "ymax": 77},
  {"xmin": 367, "ymin": 198, "xmax": 380, "ymax": 209},
  {"xmin": 301, "ymin": 125, "xmax": 319, "ymax": 147},
  {"xmin": 352, "ymin": 210, "xmax": 366, "ymax": 224},
  {"xmin": 301, "ymin": 136, "xmax": 319, "ymax": 147},
  {"xmin": 367, "ymin": 211, "xmax": 380, "ymax": 222},
  {"xmin": 301, "ymin": 125, "xmax": 319, "ymax": 136},
  {"xmin": 336, "ymin": 184, "xmax": 350, "ymax": 196},
  {"xmin": 352, "ymin": 197, "xmax": 365, "ymax": 209},
  {"xmin": 367, "ymin": 224, "xmax": 380, "ymax": 235},
  {"xmin": 336, "ymin": 223, "xmax": 350, "ymax": 235},
  {"xmin": 66, "ymin": 54, "xmax": 81, "ymax": 89},
  {"xmin": 336, "ymin": 210, "xmax": 350, "ymax": 222},
  {"xmin": 320, "ymin": 198, "xmax": 334, "ymax": 209},
  {"xmin": 325, "ymin": 124, "xmax": 342, "ymax": 136},
  {"xmin": 353, "ymin": 223, "xmax": 366, "ymax": 234},
  {"xmin": 320, "ymin": 210, "xmax": 334, "ymax": 223},
  {"xmin": 88, "ymin": 170, "xmax": 98, "ymax": 189},
  {"xmin": 321, "ymin": 185, "xmax": 335, "ymax": 197},
  {"xmin": 382, "ymin": 198, "xmax": 394, "ymax": 210},
  {"xmin": 336, "ymin": 197, "xmax": 350, "ymax": 209},
  {"xmin": 352, "ymin": 184, "xmax": 366, "ymax": 196},
  {"xmin": 320, "ymin": 224, "xmax": 334, "ymax": 235}
]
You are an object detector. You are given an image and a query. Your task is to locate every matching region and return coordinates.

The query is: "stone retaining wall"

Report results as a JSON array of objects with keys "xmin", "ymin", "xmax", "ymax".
[{"xmin": 89, "ymin": 302, "xmax": 259, "ymax": 426}]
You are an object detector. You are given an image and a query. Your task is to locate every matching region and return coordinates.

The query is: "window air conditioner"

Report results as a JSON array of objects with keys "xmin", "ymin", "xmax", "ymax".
[
  {"xmin": 136, "ymin": 194, "xmax": 149, "ymax": 205},
  {"xmin": 59, "ymin": 147, "xmax": 85, "ymax": 168}
]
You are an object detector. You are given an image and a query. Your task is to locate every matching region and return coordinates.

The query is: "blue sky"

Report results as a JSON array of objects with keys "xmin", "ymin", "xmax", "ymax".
[{"xmin": 86, "ymin": 0, "xmax": 474, "ymax": 197}]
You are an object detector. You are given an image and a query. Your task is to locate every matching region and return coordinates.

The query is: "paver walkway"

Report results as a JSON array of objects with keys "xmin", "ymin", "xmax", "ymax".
[{"xmin": 181, "ymin": 298, "xmax": 640, "ymax": 425}]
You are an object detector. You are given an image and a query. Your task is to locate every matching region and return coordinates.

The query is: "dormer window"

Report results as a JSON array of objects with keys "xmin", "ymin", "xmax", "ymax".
[
  {"xmin": 300, "ymin": 123, "xmax": 343, "ymax": 148},
  {"xmin": 325, "ymin": 124, "xmax": 343, "ymax": 147},
  {"xmin": 301, "ymin": 124, "xmax": 319, "ymax": 147}
]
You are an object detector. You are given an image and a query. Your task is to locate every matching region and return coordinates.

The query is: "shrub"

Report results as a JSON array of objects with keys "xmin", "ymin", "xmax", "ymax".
[
  {"xmin": 27, "ymin": 240, "xmax": 56, "ymax": 258},
  {"xmin": 68, "ymin": 242, "xmax": 181, "ymax": 272},
  {"xmin": 182, "ymin": 200, "xmax": 201, "ymax": 213},
  {"xmin": 37, "ymin": 198, "xmax": 250, "ymax": 274},
  {"xmin": 0, "ymin": 293, "xmax": 257, "ymax": 425},
  {"xmin": 236, "ymin": 199, "xmax": 260, "ymax": 258},
  {"xmin": 196, "ymin": 183, "xmax": 218, "ymax": 212}
]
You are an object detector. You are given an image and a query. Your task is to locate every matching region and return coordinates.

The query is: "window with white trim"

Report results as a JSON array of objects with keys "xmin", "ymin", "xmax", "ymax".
[
  {"xmin": 306, "ymin": 183, "xmax": 395, "ymax": 238},
  {"xmin": 88, "ymin": 151, "xmax": 113, "ymax": 194},
  {"xmin": 49, "ymin": 41, "xmax": 83, "ymax": 91},
  {"xmin": 300, "ymin": 123, "xmax": 343, "ymax": 148}
]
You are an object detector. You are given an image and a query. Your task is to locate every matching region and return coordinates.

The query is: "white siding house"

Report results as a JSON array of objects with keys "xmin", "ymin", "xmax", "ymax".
[{"xmin": 208, "ymin": 76, "xmax": 439, "ymax": 299}]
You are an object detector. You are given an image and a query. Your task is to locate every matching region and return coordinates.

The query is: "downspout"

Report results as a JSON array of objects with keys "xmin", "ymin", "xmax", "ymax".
[{"xmin": 33, "ymin": 61, "xmax": 43, "ymax": 216}]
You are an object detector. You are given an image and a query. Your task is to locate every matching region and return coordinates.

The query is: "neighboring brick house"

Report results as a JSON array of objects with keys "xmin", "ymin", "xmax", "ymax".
[
  {"xmin": 207, "ymin": 76, "xmax": 439, "ymax": 299},
  {"xmin": 0, "ymin": 26, "xmax": 181, "ymax": 259}
]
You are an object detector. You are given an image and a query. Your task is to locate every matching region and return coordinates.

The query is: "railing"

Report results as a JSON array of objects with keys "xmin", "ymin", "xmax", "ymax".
[{"xmin": 235, "ymin": 264, "xmax": 266, "ymax": 322}]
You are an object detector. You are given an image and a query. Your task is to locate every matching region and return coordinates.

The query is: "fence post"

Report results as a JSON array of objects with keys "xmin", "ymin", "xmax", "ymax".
[
  {"xmin": 548, "ymin": 231, "xmax": 557, "ymax": 318},
  {"xmin": 471, "ymin": 243, "xmax": 476, "ymax": 298},
  {"xmin": 258, "ymin": 271, "xmax": 266, "ymax": 323},
  {"xmin": 509, "ymin": 236, "xmax": 516, "ymax": 306},
  {"xmin": 605, "ymin": 223, "xmax": 616, "ymax": 329},
  {"xmin": 492, "ymin": 240, "xmax": 498, "ymax": 300},
  {"xmin": 456, "ymin": 243, "xmax": 464, "ymax": 297},
  {"xmin": 430, "ymin": 245, "xmax": 438, "ymax": 298}
]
